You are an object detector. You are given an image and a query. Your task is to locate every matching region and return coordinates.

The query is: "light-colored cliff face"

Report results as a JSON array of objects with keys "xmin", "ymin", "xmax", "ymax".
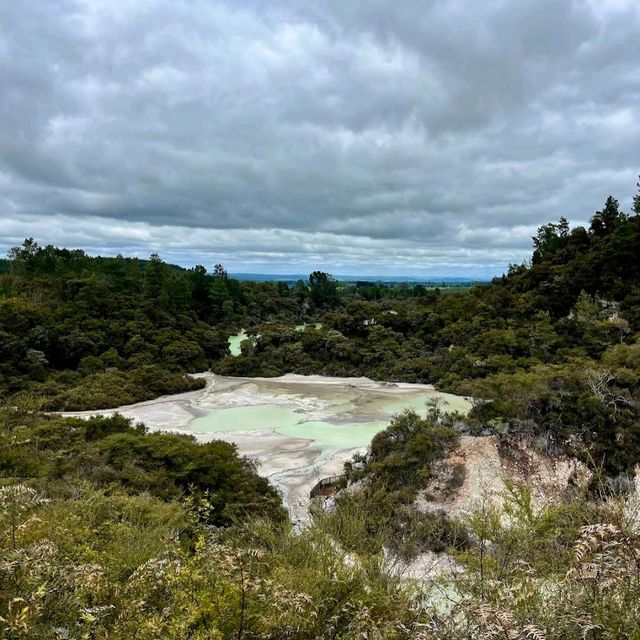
[
  {"xmin": 391, "ymin": 437, "xmax": 592, "ymax": 584},
  {"xmin": 417, "ymin": 435, "xmax": 591, "ymax": 519}
]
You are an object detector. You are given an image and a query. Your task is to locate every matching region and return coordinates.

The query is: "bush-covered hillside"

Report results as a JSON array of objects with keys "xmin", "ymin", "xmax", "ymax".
[
  {"xmin": 219, "ymin": 181, "xmax": 640, "ymax": 473},
  {"xmin": 0, "ymin": 244, "xmax": 306, "ymax": 408},
  {"xmin": 2, "ymin": 179, "xmax": 640, "ymax": 637}
]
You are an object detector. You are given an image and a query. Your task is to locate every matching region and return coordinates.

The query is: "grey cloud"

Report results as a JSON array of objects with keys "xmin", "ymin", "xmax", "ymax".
[
  {"xmin": 0, "ymin": 212, "xmax": 530, "ymax": 277},
  {"xmin": 0, "ymin": 0, "xmax": 638, "ymax": 275}
]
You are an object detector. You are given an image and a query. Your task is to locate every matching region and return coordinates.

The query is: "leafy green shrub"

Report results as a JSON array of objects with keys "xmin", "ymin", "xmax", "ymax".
[
  {"xmin": 0, "ymin": 410, "xmax": 286, "ymax": 527},
  {"xmin": 42, "ymin": 366, "xmax": 205, "ymax": 410}
]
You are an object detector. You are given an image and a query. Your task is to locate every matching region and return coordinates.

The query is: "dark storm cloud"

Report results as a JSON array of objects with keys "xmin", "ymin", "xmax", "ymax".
[{"xmin": 0, "ymin": 0, "xmax": 638, "ymax": 275}]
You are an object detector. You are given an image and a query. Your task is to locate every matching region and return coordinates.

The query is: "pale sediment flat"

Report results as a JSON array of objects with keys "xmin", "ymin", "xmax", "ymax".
[{"xmin": 62, "ymin": 373, "xmax": 471, "ymax": 523}]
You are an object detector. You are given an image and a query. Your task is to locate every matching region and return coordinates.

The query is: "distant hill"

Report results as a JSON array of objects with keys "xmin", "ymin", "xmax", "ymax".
[
  {"xmin": 230, "ymin": 272, "xmax": 486, "ymax": 286},
  {"xmin": 0, "ymin": 252, "xmax": 185, "ymax": 275}
]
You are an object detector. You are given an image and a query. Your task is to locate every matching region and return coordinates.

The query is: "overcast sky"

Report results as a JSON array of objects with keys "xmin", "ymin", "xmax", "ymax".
[{"xmin": 0, "ymin": 0, "xmax": 638, "ymax": 277}]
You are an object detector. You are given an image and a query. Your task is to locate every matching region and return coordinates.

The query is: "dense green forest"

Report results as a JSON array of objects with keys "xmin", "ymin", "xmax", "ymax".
[
  {"xmin": 1, "ymin": 179, "xmax": 640, "ymax": 637},
  {"xmin": 0, "ymin": 242, "xmax": 305, "ymax": 409}
]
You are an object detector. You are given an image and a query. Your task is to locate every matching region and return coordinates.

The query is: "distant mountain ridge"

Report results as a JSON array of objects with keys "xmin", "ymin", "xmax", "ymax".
[
  {"xmin": 0, "ymin": 255, "xmax": 484, "ymax": 284},
  {"xmin": 230, "ymin": 272, "xmax": 487, "ymax": 285}
]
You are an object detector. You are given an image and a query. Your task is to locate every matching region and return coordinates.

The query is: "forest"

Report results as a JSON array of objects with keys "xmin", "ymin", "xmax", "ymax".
[{"xmin": 1, "ymin": 179, "xmax": 640, "ymax": 637}]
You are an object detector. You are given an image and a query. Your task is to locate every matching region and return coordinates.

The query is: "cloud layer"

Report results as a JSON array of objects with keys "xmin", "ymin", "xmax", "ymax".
[{"xmin": 1, "ymin": 0, "xmax": 638, "ymax": 276}]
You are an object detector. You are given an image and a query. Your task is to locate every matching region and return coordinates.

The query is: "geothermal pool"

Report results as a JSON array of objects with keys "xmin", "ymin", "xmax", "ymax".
[
  {"xmin": 65, "ymin": 373, "xmax": 471, "ymax": 523},
  {"xmin": 228, "ymin": 330, "xmax": 248, "ymax": 356},
  {"xmin": 187, "ymin": 389, "xmax": 469, "ymax": 449}
]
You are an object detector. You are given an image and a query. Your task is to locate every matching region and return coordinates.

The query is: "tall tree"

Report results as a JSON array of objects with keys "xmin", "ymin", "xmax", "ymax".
[
  {"xmin": 590, "ymin": 196, "xmax": 624, "ymax": 237},
  {"xmin": 143, "ymin": 253, "xmax": 168, "ymax": 306},
  {"xmin": 309, "ymin": 271, "xmax": 338, "ymax": 307}
]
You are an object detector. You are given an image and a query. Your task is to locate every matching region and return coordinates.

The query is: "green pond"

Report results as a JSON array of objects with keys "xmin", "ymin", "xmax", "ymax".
[
  {"xmin": 187, "ymin": 389, "xmax": 470, "ymax": 450},
  {"xmin": 277, "ymin": 420, "xmax": 387, "ymax": 448},
  {"xmin": 188, "ymin": 403, "xmax": 387, "ymax": 448},
  {"xmin": 228, "ymin": 330, "xmax": 248, "ymax": 356},
  {"xmin": 189, "ymin": 405, "xmax": 303, "ymax": 433}
]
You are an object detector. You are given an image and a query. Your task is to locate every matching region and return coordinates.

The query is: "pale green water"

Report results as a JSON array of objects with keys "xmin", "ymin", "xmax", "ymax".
[
  {"xmin": 189, "ymin": 404, "xmax": 303, "ymax": 432},
  {"xmin": 186, "ymin": 385, "xmax": 471, "ymax": 450},
  {"xmin": 381, "ymin": 392, "xmax": 472, "ymax": 416},
  {"xmin": 277, "ymin": 421, "xmax": 387, "ymax": 448},
  {"xmin": 228, "ymin": 330, "xmax": 248, "ymax": 356},
  {"xmin": 188, "ymin": 403, "xmax": 387, "ymax": 448}
]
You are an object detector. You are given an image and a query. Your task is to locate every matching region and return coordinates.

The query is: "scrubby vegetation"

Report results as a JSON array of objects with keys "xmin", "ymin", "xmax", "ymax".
[
  {"xmin": 2, "ymin": 178, "xmax": 640, "ymax": 637},
  {"xmin": 319, "ymin": 406, "xmax": 471, "ymax": 560},
  {"xmin": 4, "ymin": 414, "xmax": 640, "ymax": 637},
  {"xmin": 0, "ymin": 404, "xmax": 285, "ymax": 526}
]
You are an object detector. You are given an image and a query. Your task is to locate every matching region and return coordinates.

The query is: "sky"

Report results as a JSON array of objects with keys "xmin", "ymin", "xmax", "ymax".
[{"xmin": 0, "ymin": 0, "xmax": 638, "ymax": 278}]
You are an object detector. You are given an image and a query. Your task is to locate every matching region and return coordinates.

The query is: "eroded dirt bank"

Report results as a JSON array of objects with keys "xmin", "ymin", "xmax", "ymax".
[{"xmin": 418, "ymin": 435, "xmax": 591, "ymax": 518}]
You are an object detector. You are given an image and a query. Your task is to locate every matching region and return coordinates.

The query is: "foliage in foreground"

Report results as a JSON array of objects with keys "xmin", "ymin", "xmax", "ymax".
[
  {"xmin": 318, "ymin": 407, "xmax": 469, "ymax": 559},
  {"xmin": 0, "ymin": 485, "xmax": 422, "ymax": 639},
  {"xmin": 3, "ymin": 476, "xmax": 640, "ymax": 638}
]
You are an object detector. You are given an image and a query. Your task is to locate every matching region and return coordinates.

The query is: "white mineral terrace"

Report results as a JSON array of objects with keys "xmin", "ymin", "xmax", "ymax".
[{"xmin": 64, "ymin": 373, "xmax": 471, "ymax": 523}]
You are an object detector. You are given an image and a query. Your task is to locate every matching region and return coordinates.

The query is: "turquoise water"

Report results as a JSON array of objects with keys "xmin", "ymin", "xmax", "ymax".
[
  {"xmin": 277, "ymin": 420, "xmax": 387, "ymax": 448},
  {"xmin": 186, "ymin": 373, "xmax": 471, "ymax": 450},
  {"xmin": 228, "ymin": 330, "xmax": 248, "ymax": 356},
  {"xmin": 189, "ymin": 404, "xmax": 302, "ymax": 432},
  {"xmin": 381, "ymin": 392, "xmax": 472, "ymax": 416},
  {"xmin": 186, "ymin": 403, "xmax": 389, "ymax": 448},
  {"xmin": 186, "ymin": 389, "xmax": 470, "ymax": 449}
]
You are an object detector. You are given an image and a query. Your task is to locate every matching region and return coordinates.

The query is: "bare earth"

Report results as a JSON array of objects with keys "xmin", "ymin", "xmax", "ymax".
[{"xmin": 418, "ymin": 435, "xmax": 591, "ymax": 519}]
